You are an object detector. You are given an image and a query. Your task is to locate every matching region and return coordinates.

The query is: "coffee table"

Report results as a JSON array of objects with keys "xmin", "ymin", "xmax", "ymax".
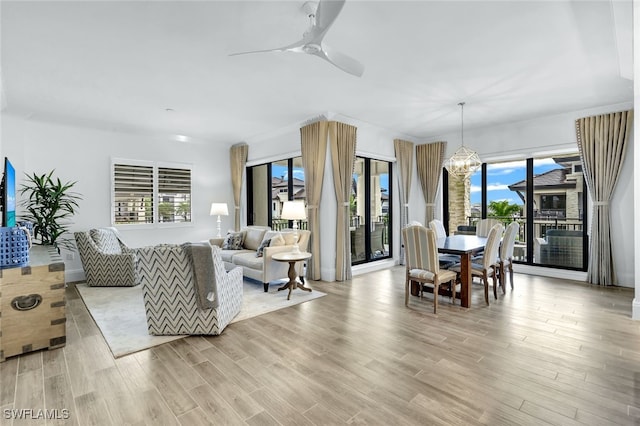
[{"xmin": 271, "ymin": 251, "xmax": 312, "ymax": 300}]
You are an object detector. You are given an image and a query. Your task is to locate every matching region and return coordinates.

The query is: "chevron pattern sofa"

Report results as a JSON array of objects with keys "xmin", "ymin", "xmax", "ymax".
[
  {"xmin": 75, "ymin": 227, "xmax": 140, "ymax": 287},
  {"xmin": 137, "ymin": 243, "xmax": 243, "ymax": 335}
]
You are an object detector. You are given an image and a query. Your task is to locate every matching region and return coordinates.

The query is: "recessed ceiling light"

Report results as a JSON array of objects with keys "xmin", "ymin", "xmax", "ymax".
[{"xmin": 175, "ymin": 135, "xmax": 190, "ymax": 143}]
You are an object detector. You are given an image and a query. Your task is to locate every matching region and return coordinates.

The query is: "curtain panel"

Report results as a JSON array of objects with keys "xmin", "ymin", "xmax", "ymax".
[
  {"xmin": 394, "ymin": 139, "xmax": 414, "ymax": 264},
  {"xmin": 416, "ymin": 142, "xmax": 446, "ymax": 225},
  {"xmin": 576, "ymin": 110, "xmax": 633, "ymax": 285},
  {"xmin": 229, "ymin": 142, "xmax": 249, "ymax": 231},
  {"xmin": 329, "ymin": 121, "xmax": 357, "ymax": 281},
  {"xmin": 300, "ymin": 121, "xmax": 328, "ymax": 281}
]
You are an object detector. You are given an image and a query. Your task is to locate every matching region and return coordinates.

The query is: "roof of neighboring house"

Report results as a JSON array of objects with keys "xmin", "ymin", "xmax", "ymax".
[
  {"xmin": 508, "ymin": 168, "xmax": 576, "ymax": 191},
  {"xmin": 272, "ymin": 177, "xmax": 305, "ymax": 188}
]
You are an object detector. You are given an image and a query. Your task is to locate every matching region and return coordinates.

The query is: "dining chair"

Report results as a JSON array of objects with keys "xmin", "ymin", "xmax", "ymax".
[
  {"xmin": 402, "ymin": 225, "xmax": 459, "ymax": 313},
  {"xmin": 451, "ymin": 223, "xmax": 504, "ymax": 305},
  {"xmin": 429, "ymin": 219, "xmax": 447, "ymax": 239},
  {"xmin": 428, "ymin": 219, "xmax": 460, "ymax": 268},
  {"xmin": 499, "ymin": 221, "xmax": 520, "ymax": 291},
  {"xmin": 476, "ymin": 218, "xmax": 501, "ymax": 237}
]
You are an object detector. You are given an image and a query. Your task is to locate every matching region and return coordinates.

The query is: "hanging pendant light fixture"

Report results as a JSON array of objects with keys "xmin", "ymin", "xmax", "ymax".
[{"xmin": 445, "ymin": 102, "xmax": 482, "ymax": 179}]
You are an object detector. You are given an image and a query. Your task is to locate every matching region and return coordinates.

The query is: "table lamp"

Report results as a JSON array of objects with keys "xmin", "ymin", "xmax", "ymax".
[
  {"xmin": 280, "ymin": 200, "xmax": 306, "ymax": 253},
  {"xmin": 210, "ymin": 202, "xmax": 229, "ymax": 238}
]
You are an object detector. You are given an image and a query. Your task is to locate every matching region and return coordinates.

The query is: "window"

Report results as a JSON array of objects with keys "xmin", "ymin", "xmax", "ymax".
[
  {"xmin": 247, "ymin": 157, "xmax": 306, "ymax": 230},
  {"xmin": 112, "ymin": 160, "xmax": 192, "ymax": 226},
  {"xmin": 445, "ymin": 154, "xmax": 587, "ymax": 270}
]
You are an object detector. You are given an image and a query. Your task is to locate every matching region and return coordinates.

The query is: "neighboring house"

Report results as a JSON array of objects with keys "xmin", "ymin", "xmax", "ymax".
[
  {"xmin": 508, "ymin": 156, "xmax": 585, "ymax": 222},
  {"xmin": 271, "ymin": 176, "xmax": 306, "ymax": 218}
]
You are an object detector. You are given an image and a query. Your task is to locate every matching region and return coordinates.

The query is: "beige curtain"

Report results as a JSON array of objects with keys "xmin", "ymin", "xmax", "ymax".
[
  {"xmin": 576, "ymin": 110, "xmax": 633, "ymax": 285},
  {"xmin": 416, "ymin": 142, "xmax": 446, "ymax": 225},
  {"xmin": 301, "ymin": 121, "xmax": 328, "ymax": 280},
  {"xmin": 229, "ymin": 142, "xmax": 248, "ymax": 231},
  {"xmin": 329, "ymin": 121, "xmax": 357, "ymax": 281},
  {"xmin": 394, "ymin": 139, "xmax": 414, "ymax": 264}
]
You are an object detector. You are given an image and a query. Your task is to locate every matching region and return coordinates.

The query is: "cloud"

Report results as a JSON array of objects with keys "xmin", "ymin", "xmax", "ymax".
[
  {"xmin": 486, "ymin": 161, "xmax": 526, "ymax": 171},
  {"xmin": 470, "ymin": 183, "xmax": 512, "ymax": 193},
  {"xmin": 488, "ymin": 168, "xmax": 517, "ymax": 176}
]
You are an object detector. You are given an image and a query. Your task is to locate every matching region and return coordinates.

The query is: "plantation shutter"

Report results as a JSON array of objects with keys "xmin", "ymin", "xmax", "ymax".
[
  {"xmin": 158, "ymin": 167, "xmax": 192, "ymax": 223},
  {"xmin": 113, "ymin": 163, "xmax": 154, "ymax": 224}
]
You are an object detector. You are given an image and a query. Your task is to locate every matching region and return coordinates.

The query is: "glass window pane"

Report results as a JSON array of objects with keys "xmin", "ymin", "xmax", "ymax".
[
  {"xmin": 370, "ymin": 159, "xmax": 389, "ymax": 259},
  {"xmin": 351, "ymin": 158, "xmax": 365, "ymax": 262},
  {"xmin": 158, "ymin": 167, "xmax": 191, "ymax": 223},
  {"xmin": 291, "ymin": 157, "xmax": 306, "ymax": 230},
  {"xmin": 487, "ymin": 160, "xmax": 526, "ymax": 260},
  {"xmin": 532, "ymin": 155, "xmax": 585, "ymax": 268},
  {"xmin": 113, "ymin": 163, "xmax": 153, "ymax": 224},
  {"xmin": 271, "ymin": 160, "xmax": 289, "ymax": 231},
  {"xmin": 250, "ymin": 164, "xmax": 269, "ymax": 227}
]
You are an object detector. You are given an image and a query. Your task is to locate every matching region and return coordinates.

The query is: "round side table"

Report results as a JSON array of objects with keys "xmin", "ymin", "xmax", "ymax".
[{"xmin": 271, "ymin": 251, "xmax": 312, "ymax": 300}]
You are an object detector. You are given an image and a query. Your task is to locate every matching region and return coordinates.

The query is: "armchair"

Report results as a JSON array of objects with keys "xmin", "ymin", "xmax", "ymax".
[
  {"xmin": 537, "ymin": 229, "xmax": 584, "ymax": 268},
  {"xmin": 137, "ymin": 243, "xmax": 243, "ymax": 335},
  {"xmin": 74, "ymin": 227, "xmax": 140, "ymax": 287}
]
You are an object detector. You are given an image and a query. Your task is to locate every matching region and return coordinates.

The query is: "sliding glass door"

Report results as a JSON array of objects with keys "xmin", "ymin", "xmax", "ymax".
[
  {"xmin": 446, "ymin": 154, "xmax": 587, "ymax": 271},
  {"xmin": 351, "ymin": 157, "xmax": 392, "ymax": 265}
]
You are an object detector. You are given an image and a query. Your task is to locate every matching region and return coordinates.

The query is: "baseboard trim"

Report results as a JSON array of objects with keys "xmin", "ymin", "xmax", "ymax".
[
  {"xmin": 513, "ymin": 264, "xmax": 587, "ymax": 282},
  {"xmin": 352, "ymin": 259, "xmax": 397, "ymax": 277},
  {"xmin": 65, "ymin": 268, "xmax": 85, "ymax": 284},
  {"xmin": 633, "ymin": 298, "xmax": 640, "ymax": 320}
]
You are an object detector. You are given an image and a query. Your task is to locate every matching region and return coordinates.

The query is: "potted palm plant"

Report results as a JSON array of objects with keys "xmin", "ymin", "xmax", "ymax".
[{"xmin": 20, "ymin": 170, "xmax": 81, "ymax": 251}]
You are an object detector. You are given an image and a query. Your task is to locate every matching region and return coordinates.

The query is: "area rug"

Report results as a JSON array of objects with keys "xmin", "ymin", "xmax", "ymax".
[{"xmin": 75, "ymin": 280, "xmax": 326, "ymax": 358}]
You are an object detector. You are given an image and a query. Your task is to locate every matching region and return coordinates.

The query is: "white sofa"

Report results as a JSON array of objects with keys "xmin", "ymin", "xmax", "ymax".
[{"xmin": 210, "ymin": 226, "xmax": 311, "ymax": 292}]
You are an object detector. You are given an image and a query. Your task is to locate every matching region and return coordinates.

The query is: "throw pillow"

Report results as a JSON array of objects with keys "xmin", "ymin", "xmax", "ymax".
[
  {"xmin": 281, "ymin": 232, "xmax": 297, "ymax": 246},
  {"xmin": 269, "ymin": 233, "xmax": 285, "ymax": 247},
  {"xmin": 222, "ymin": 231, "xmax": 244, "ymax": 250},
  {"xmin": 244, "ymin": 227, "xmax": 268, "ymax": 251},
  {"xmin": 256, "ymin": 238, "xmax": 272, "ymax": 258},
  {"xmin": 89, "ymin": 228, "xmax": 122, "ymax": 254}
]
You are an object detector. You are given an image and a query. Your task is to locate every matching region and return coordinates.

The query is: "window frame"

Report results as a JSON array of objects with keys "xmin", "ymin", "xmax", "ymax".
[{"xmin": 111, "ymin": 158, "xmax": 193, "ymax": 228}]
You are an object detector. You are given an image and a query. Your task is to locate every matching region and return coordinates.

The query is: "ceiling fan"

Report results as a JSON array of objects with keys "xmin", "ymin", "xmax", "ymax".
[{"xmin": 229, "ymin": 0, "xmax": 364, "ymax": 77}]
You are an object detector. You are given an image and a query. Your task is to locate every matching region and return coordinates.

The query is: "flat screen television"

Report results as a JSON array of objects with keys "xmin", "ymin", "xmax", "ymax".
[{"xmin": 2, "ymin": 157, "xmax": 16, "ymax": 227}]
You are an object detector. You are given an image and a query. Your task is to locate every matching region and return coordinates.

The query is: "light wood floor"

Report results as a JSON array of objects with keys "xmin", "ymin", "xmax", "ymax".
[{"xmin": 1, "ymin": 266, "xmax": 640, "ymax": 425}]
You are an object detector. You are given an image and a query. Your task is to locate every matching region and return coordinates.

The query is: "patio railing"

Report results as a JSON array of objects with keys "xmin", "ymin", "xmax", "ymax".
[{"xmin": 466, "ymin": 215, "xmax": 583, "ymax": 243}]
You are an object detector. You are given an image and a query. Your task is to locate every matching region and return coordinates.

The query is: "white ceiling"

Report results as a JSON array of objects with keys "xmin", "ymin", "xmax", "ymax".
[{"xmin": 1, "ymin": 0, "xmax": 633, "ymax": 145}]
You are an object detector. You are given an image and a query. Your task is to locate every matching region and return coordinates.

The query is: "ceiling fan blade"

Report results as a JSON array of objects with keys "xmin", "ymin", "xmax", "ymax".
[
  {"xmin": 229, "ymin": 39, "xmax": 305, "ymax": 56},
  {"xmin": 315, "ymin": 0, "xmax": 346, "ymax": 33},
  {"xmin": 314, "ymin": 44, "xmax": 364, "ymax": 77}
]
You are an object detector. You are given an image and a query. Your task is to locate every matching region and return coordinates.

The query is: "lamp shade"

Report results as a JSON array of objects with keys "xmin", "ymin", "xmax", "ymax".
[
  {"xmin": 210, "ymin": 203, "xmax": 229, "ymax": 216},
  {"xmin": 280, "ymin": 200, "xmax": 306, "ymax": 220}
]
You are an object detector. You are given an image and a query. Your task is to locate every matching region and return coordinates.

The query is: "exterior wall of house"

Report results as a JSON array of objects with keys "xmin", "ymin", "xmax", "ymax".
[{"xmin": 448, "ymin": 175, "xmax": 470, "ymax": 233}]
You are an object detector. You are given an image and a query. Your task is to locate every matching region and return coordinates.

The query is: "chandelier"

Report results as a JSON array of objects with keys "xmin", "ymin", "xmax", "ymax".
[{"xmin": 445, "ymin": 102, "xmax": 481, "ymax": 179}]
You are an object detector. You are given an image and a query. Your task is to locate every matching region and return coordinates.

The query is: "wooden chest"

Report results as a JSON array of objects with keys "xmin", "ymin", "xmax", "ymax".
[{"xmin": 0, "ymin": 246, "xmax": 66, "ymax": 362}]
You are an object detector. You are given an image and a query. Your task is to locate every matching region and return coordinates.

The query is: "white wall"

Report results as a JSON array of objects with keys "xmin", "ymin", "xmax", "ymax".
[
  {"xmin": 2, "ymin": 114, "xmax": 234, "ymax": 282},
  {"xmin": 427, "ymin": 101, "xmax": 635, "ymax": 288},
  {"xmin": 633, "ymin": 0, "xmax": 640, "ymax": 319}
]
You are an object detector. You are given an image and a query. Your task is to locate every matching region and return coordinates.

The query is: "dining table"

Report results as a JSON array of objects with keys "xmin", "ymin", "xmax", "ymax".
[{"xmin": 437, "ymin": 234, "xmax": 488, "ymax": 308}]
